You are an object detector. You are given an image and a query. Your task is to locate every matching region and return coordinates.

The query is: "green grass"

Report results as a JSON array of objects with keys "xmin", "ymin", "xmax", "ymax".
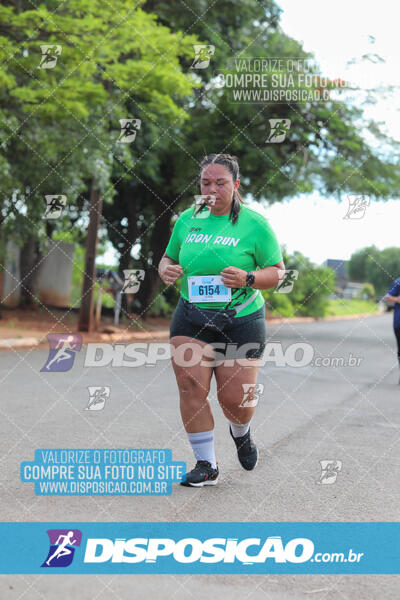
[{"xmin": 325, "ymin": 298, "xmax": 380, "ymax": 316}]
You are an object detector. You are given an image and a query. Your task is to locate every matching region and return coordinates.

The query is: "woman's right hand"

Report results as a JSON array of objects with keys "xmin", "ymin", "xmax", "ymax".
[{"xmin": 160, "ymin": 263, "xmax": 183, "ymax": 285}]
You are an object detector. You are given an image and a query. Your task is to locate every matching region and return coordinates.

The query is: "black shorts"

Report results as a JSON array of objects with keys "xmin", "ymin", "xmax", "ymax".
[{"xmin": 169, "ymin": 297, "xmax": 267, "ymax": 359}]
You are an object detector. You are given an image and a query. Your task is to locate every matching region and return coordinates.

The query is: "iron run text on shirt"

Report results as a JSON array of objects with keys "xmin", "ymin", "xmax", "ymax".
[{"xmin": 184, "ymin": 233, "xmax": 240, "ymax": 246}]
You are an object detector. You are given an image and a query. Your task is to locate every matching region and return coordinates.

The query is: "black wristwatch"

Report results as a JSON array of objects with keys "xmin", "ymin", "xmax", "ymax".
[{"xmin": 245, "ymin": 271, "xmax": 255, "ymax": 287}]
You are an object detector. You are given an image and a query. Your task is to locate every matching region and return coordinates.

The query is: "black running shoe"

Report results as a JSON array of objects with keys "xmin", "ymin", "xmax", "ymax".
[
  {"xmin": 180, "ymin": 460, "xmax": 219, "ymax": 487},
  {"xmin": 229, "ymin": 426, "xmax": 258, "ymax": 470}
]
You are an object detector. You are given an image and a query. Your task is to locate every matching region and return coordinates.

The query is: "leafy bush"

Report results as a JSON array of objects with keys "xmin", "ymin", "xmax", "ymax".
[
  {"xmin": 262, "ymin": 250, "xmax": 336, "ymax": 318},
  {"xmin": 263, "ymin": 289, "xmax": 295, "ymax": 318},
  {"xmin": 147, "ymin": 292, "xmax": 174, "ymax": 318},
  {"xmin": 361, "ymin": 282, "xmax": 375, "ymax": 300}
]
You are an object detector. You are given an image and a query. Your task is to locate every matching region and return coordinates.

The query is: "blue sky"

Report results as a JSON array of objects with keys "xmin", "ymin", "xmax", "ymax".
[{"xmin": 262, "ymin": 0, "xmax": 400, "ymax": 265}]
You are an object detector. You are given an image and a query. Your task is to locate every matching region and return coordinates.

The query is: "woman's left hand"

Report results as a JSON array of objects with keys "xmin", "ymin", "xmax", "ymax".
[{"xmin": 220, "ymin": 266, "xmax": 247, "ymax": 288}]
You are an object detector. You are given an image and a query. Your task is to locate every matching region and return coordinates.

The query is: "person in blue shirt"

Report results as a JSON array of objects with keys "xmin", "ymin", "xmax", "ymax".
[{"xmin": 384, "ymin": 277, "xmax": 400, "ymax": 384}]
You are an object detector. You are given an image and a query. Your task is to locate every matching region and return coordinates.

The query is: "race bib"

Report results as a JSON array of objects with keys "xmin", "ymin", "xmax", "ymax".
[{"xmin": 188, "ymin": 275, "xmax": 231, "ymax": 303}]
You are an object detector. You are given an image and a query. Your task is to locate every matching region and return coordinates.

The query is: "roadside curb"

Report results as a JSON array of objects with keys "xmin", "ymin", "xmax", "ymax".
[
  {"xmin": 266, "ymin": 310, "xmax": 384, "ymax": 325},
  {"xmin": 0, "ymin": 337, "xmax": 41, "ymax": 349},
  {"xmin": 0, "ymin": 329, "xmax": 171, "ymax": 350},
  {"xmin": 0, "ymin": 311, "xmax": 383, "ymax": 350}
]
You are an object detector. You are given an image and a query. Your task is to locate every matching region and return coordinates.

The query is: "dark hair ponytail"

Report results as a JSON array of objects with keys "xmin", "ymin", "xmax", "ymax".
[{"xmin": 195, "ymin": 153, "xmax": 243, "ymax": 224}]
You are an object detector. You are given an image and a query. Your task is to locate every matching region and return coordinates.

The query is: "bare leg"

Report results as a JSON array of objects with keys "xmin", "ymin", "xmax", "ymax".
[
  {"xmin": 214, "ymin": 357, "xmax": 262, "ymax": 424},
  {"xmin": 170, "ymin": 336, "xmax": 215, "ymax": 433}
]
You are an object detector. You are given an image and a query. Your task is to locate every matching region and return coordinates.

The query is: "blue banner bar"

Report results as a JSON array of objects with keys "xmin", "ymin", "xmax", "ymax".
[{"xmin": 0, "ymin": 522, "xmax": 399, "ymax": 574}]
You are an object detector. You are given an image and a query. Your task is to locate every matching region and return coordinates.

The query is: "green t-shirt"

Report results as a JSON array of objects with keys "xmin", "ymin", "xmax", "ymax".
[{"xmin": 164, "ymin": 203, "xmax": 283, "ymax": 317}]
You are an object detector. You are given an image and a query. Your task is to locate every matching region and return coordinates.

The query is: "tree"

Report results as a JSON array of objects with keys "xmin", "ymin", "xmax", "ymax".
[
  {"xmin": 361, "ymin": 283, "xmax": 375, "ymax": 300},
  {"xmin": 348, "ymin": 246, "xmax": 400, "ymax": 298},
  {"xmin": 348, "ymin": 246, "xmax": 380, "ymax": 282},
  {"xmin": 0, "ymin": 0, "xmax": 199, "ymax": 306}
]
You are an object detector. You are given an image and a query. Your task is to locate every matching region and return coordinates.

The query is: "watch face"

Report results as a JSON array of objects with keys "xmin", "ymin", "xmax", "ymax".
[{"xmin": 246, "ymin": 272, "xmax": 255, "ymax": 286}]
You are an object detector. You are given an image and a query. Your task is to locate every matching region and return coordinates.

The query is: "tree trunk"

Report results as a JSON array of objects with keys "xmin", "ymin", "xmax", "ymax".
[
  {"xmin": 19, "ymin": 234, "xmax": 42, "ymax": 306},
  {"xmin": 78, "ymin": 180, "xmax": 102, "ymax": 332},
  {"xmin": 117, "ymin": 184, "xmax": 139, "ymax": 316}
]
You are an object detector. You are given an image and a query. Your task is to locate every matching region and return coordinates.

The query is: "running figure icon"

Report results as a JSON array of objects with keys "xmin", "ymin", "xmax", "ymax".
[
  {"xmin": 41, "ymin": 529, "xmax": 82, "ymax": 568},
  {"xmin": 41, "ymin": 333, "xmax": 82, "ymax": 373},
  {"xmin": 45, "ymin": 335, "xmax": 79, "ymax": 371},
  {"xmin": 45, "ymin": 531, "xmax": 77, "ymax": 566}
]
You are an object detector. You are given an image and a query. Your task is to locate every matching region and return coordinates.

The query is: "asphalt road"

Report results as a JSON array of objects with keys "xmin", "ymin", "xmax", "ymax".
[{"xmin": 1, "ymin": 312, "xmax": 400, "ymax": 598}]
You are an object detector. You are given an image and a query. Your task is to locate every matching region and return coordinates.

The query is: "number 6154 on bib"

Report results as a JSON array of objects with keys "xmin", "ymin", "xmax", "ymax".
[{"xmin": 188, "ymin": 275, "xmax": 232, "ymax": 303}]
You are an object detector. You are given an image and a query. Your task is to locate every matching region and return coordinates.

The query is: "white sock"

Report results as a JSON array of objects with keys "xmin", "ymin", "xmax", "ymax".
[
  {"xmin": 230, "ymin": 420, "xmax": 251, "ymax": 438},
  {"xmin": 187, "ymin": 430, "xmax": 217, "ymax": 468}
]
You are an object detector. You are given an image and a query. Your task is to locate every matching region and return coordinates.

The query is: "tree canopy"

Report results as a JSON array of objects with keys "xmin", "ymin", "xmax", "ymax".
[
  {"xmin": 1, "ymin": 0, "xmax": 399, "ymax": 310},
  {"xmin": 348, "ymin": 246, "xmax": 400, "ymax": 298}
]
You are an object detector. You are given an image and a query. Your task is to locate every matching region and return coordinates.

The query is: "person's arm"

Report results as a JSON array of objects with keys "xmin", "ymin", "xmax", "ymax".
[
  {"xmin": 384, "ymin": 280, "xmax": 400, "ymax": 303},
  {"xmin": 251, "ymin": 260, "xmax": 286, "ymax": 290},
  {"xmin": 220, "ymin": 260, "xmax": 286, "ymax": 291},
  {"xmin": 158, "ymin": 253, "xmax": 183, "ymax": 285},
  {"xmin": 249, "ymin": 217, "xmax": 285, "ymax": 290},
  {"xmin": 384, "ymin": 295, "xmax": 400, "ymax": 303},
  {"xmin": 221, "ymin": 216, "xmax": 285, "ymax": 291},
  {"xmin": 158, "ymin": 215, "xmax": 184, "ymax": 285}
]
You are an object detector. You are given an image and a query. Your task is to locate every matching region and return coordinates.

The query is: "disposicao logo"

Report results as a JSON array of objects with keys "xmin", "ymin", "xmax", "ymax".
[
  {"xmin": 41, "ymin": 529, "xmax": 82, "ymax": 567},
  {"xmin": 41, "ymin": 334, "xmax": 82, "ymax": 372},
  {"xmin": 83, "ymin": 536, "xmax": 314, "ymax": 564}
]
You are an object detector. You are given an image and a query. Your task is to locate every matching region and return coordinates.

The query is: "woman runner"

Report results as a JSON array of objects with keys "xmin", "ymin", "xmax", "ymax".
[{"xmin": 158, "ymin": 153, "xmax": 285, "ymax": 486}]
